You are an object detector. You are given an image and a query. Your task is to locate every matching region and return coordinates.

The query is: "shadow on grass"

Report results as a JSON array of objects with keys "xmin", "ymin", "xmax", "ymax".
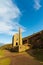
[
  {"xmin": 5, "ymin": 46, "xmax": 19, "ymax": 53},
  {"xmin": 26, "ymin": 48, "xmax": 43, "ymax": 62}
]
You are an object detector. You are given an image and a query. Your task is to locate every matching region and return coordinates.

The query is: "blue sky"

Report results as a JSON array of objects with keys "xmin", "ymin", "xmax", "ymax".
[{"xmin": 0, "ymin": 0, "xmax": 43, "ymax": 44}]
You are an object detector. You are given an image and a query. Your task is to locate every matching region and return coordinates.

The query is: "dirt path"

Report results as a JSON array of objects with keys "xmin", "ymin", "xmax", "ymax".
[
  {"xmin": 10, "ymin": 54, "xmax": 43, "ymax": 65},
  {"xmin": 0, "ymin": 50, "xmax": 43, "ymax": 65}
]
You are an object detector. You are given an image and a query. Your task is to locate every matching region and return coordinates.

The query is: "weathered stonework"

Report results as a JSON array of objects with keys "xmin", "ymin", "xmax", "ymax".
[
  {"xmin": 12, "ymin": 28, "xmax": 29, "ymax": 52},
  {"xmin": 12, "ymin": 33, "xmax": 19, "ymax": 47}
]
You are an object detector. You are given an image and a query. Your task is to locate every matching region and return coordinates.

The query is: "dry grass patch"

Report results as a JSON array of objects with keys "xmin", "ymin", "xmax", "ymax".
[{"xmin": 0, "ymin": 58, "xmax": 11, "ymax": 65}]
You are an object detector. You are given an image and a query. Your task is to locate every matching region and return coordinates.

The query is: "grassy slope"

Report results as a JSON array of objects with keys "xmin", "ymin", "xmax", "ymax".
[
  {"xmin": 0, "ymin": 44, "xmax": 12, "ymax": 56},
  {"xmin": 34, "ymin": 49, "xmax": 43, "ymax": 62},
  {"xmin": 0, "ymin": 50, "xmax": 11, "ymax": 65},
  {"xmin": 27, "ymin": 49, "xmax": 43, "ymax": 62},
  {"xmin": 0, "ymin": 44, "xmax": 12, "ymax": 50},
  {"xmin": 0, "ymin": 58, "xmax": 10, "ymax": 65},
  {"xmin": 0, "ymin": 50, "xmax": 4, "ymax": 56},
  {"xmin": 0, "ymin": 44, "xmax": 11, "ymax": 65}
]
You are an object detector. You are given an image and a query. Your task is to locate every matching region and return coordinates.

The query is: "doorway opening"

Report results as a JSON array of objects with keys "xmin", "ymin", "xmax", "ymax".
[{"xmin": 16, "ymin": 42, "xmax": 18, "ymax": 45}]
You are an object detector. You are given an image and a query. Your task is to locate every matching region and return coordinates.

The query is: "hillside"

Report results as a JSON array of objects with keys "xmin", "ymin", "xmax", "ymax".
[
  {"xmin": 23, "ymin": 30, "xmax": 43, "ymax": 48},
  {"xmin": 0, "ymin": 44, "xmax": 12, "ymax": 50}
]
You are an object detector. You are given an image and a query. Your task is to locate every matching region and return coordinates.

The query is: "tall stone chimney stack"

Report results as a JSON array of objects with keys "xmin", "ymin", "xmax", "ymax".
[{"xmin": 19, "ymin": 27, "xmax": 22, "ymax": 45}]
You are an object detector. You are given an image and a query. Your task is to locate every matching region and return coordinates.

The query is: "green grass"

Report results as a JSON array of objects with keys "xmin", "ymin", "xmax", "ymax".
[
  {"xmin": 0, "ymin": 44, "xmax": 12, "ymax": 50},
  {"xmin": 27, "ymin": 49, "xmax": 43, "ymax": 62},
  {"xmin": 0, "ymin": 58, "xmax": 10, "ymax": 65},
  {"xmin": 0, "ymin": 50, "xmax": 4, "ymax": 56},
  {"xmin": 34, "ymin": 49, "xmax": 43, "ymax": 62},
  {"xmin": 30, "ymin": 49, "xmax": 43, "ymax": 62}
]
